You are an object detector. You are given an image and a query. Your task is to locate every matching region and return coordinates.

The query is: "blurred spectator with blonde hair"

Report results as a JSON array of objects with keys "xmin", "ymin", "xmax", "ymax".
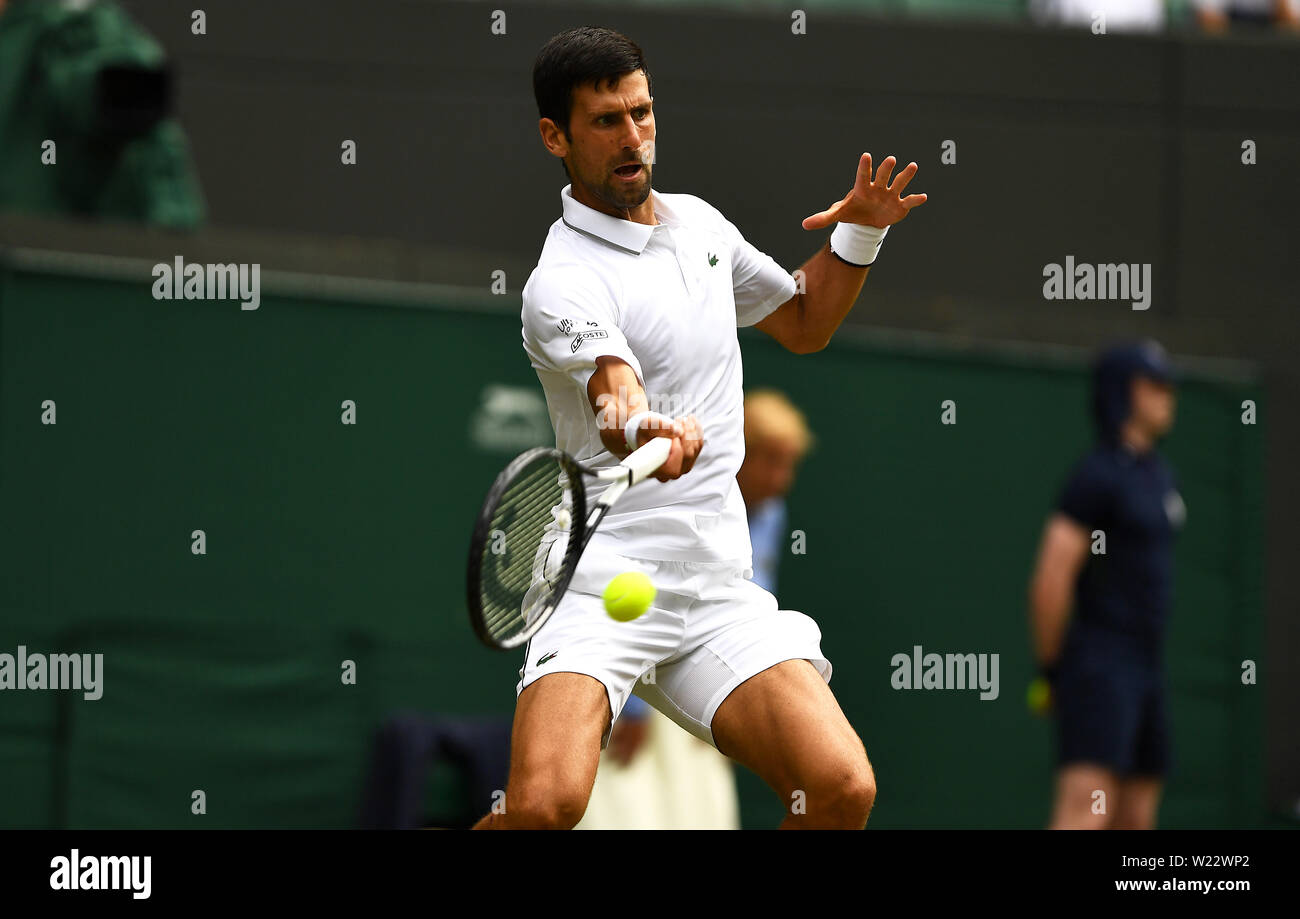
[{"xmin": 738, "ymin": 389, "xmax": 815, "ymax": 593}]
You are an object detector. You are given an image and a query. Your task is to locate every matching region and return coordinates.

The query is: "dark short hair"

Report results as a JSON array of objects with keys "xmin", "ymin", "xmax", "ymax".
[{"xmin": 533, "ymin": 27, "xmax": 652, "ymax": 139}]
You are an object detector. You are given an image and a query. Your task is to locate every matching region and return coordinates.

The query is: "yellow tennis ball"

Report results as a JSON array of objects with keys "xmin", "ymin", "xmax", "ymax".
[
  {"xmin": 1026, "ymin": 676, "xmax": 1052, "ymax": 715},
  {"xmin": 603, "ymin": 571, "xmax": 655, "ymax": 622}
]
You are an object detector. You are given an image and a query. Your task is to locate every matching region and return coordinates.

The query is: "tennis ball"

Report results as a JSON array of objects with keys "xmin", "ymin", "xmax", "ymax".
[
  {"xmin": 1026, "ymin": 676, "xmax": 1052, "ymax": 715},
  {"xmin": 603, "ymin": 571, "xmax": 655, "ymax": 622}
]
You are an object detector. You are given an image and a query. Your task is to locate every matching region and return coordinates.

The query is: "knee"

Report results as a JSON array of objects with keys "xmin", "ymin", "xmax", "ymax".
[
  {"xmin": 801, "ymin": 755, "xmax": 876, "ymax": 829},
  {"xmin": 504, "ymin": 782, "xmax": 589, "ymax": 830},
  {"xmin": 1050, "ymin": 769, "xmax": 1117, "ymax": 830},
  {"xmin": 835, "ymin": 760, "xmax": 877, "ymax": 827}
]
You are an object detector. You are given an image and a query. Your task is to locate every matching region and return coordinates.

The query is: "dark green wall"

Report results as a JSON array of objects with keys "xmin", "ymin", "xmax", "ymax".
[{"xmin": 0, "ymin": 257, "xmax": 1263, "ymax": 827}]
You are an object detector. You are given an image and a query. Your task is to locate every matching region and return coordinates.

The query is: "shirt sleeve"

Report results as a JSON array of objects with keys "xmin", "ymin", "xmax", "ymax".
[
  {"xmin": 713, "ymin": 209, "xmax": 797, "ymax": 328},
  {"xmin": 1056, "ymin": 457, "xmax": 1113, "ymax": 531},
  {"xmin": 521, "ymin": 266, "xmax": 644, "ymax": 390}
]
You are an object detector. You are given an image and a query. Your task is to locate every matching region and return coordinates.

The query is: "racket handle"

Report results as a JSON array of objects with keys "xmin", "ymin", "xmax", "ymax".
[{"xmin": 622, "ymin": 435, "xmax": 672, "ymax": 485}]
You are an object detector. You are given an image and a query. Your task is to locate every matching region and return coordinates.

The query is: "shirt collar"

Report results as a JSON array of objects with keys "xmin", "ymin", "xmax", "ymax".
[{"xmin": 560, "ymin": 183, "xmax": 675, "ymax": 255}]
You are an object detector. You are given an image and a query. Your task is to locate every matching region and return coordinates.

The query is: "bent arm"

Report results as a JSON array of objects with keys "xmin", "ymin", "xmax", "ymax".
[
  {"xmin": 753, "ymin": 241, "xmax": 869, "ymax": 354},
  {"xmin": 1027, "ymin": 513, "xmax": 1091, "ymax": 667},
  {"xmin": 586, "ymin": 355, "xmax": 702, "ymax": 482}
]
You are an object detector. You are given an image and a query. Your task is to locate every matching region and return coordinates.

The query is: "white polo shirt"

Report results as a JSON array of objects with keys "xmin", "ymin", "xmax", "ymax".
[{"xmin": 521, "ymin": 184, "xmax": 797, "ymax": 565}]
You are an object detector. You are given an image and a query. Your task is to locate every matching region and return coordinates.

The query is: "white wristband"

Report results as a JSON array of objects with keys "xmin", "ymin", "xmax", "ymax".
[
  {"xmin": 830, "ymin": 222, "xmax": 888, "ymax": 267},
  {"xmin": 624, "ymin": 410, "xmax": 673, "ymax": 454}
]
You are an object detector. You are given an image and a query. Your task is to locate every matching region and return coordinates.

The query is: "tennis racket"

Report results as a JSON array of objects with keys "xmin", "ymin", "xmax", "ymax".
[{"xmin": 466, "ymin": 436, "xmax": 672, "ymax": 650}]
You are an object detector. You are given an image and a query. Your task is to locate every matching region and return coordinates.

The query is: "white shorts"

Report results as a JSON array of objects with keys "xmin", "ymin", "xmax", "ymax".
[{"xmin": 515, "ymin": 536, "xmax": 832, "ymax": 749}]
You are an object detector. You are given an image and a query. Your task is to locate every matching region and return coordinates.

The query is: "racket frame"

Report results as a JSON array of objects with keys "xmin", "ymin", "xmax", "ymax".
[{"xmin": 466, "ymin": 437, "xmax": 671, "ymax": 650}]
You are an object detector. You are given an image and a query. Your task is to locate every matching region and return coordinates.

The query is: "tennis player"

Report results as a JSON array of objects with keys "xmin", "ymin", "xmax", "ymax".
[{"xmin": 474, "ymin": 26, "xmax": 925, "ymax": 830}]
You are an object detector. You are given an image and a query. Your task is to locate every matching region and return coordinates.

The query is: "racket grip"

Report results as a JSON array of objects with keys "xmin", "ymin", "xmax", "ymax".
[{"xmin": 622, "ymin": 436, "xmax": 673, "ymax": 485}]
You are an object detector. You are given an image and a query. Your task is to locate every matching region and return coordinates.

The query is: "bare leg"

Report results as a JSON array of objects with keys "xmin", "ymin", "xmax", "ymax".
[
  {"xmin": 1049, "ymin": 764, "xmax": 1117, "ymax": 829},
  {"xmin": 711, "ymin": 660, "xmax": 875, "ymax": 829},
  {"xmin": 473, "ymin": 672, "xmax": 610, "ymax": 829},
  {"xmin": 1112, "ymin": 776, "xmax": 1163, "ymax": 830}
]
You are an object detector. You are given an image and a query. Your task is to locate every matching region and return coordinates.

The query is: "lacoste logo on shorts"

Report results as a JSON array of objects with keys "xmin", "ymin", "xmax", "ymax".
[
  {"xmin": 570, "ymin": 329, "xmax": 608, "ymax": 353},
  {"xmin": 708, "ymin": 253, "xmax": 718, "ymax": 266},
  {"xmin": 537, "ymin": 651, "xmax": 559, "ymax": 665}
]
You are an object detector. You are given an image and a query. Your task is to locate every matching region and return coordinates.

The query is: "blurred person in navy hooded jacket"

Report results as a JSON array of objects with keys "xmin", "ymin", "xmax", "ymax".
[{"xmin": 1027, "ymin": 341, "xmax": 1186, "ymax": 829}]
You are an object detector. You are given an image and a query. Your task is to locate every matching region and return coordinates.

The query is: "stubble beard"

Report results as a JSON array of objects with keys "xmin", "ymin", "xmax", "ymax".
[{"xmin": 593, "ymin": 165, "xmax": 653, "ymax": 213}]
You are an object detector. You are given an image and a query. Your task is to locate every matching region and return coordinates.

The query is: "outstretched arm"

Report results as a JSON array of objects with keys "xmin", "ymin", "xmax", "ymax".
[{"xmin": 756, "ymin": 153, "xmax": 926, "ymax": 354}]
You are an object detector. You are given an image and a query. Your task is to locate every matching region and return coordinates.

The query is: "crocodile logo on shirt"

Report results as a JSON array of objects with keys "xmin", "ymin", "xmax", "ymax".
[
  {"xmin": 708, "ymin": 253, "xmax": 718, "ymax": 267},
  {"xmin": 537, "ymin": 650, "xmax": 559, "ymax": 665}
]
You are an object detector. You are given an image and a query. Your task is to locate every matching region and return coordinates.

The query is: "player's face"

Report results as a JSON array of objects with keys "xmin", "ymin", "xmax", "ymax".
[
  {"xmin": 564, "ymin": 71, "xmax": 655, "ymax": 213},
  {"xmin": 1131, "ymin": 376, "xmax": 1176, "ymax": 438}
]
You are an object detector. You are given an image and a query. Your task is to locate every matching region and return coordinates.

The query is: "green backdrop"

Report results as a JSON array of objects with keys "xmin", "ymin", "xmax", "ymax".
[{"xmin": 0, "ymin": 253, "xmax": 1263, "ymax": 828}]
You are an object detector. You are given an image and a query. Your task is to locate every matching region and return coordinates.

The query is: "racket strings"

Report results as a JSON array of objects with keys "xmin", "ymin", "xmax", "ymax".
[{"xmin": 476, "ymin": 456, "xmax": 579, "ymax": 641}]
